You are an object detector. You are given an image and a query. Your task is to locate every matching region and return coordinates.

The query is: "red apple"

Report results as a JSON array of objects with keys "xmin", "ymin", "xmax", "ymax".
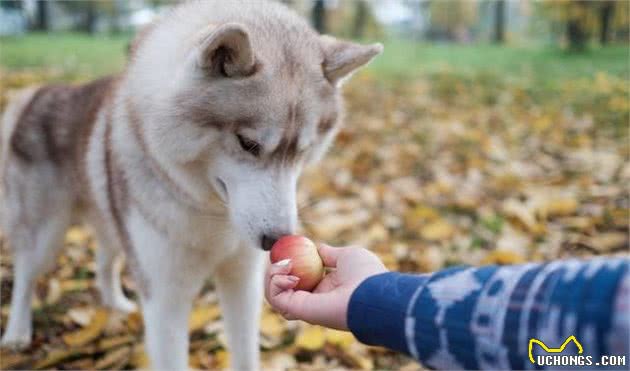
[{"xmin": 270, "ymin": 235, "xmax": 324, "ymax": 291}]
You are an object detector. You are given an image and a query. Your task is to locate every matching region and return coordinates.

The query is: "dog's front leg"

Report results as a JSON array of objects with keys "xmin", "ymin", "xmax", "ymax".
[
  {"xmin": 215, "ymin": 245, "xmax": 266, "ymax": 371},
  {"xmin": 129, "ymin": 217, "xmax": 207, "ymax": 370}
]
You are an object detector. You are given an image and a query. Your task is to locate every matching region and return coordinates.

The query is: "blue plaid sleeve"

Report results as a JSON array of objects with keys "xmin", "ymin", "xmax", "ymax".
[{"xmin": 347, "ymin": 258, "xmax": 629, "ymax": 370}]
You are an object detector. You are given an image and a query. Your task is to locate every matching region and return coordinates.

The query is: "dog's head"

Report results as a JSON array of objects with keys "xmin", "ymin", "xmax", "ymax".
[{"xmin": 129, "ymin": 10, "xmax": 381, "ymax": 250}]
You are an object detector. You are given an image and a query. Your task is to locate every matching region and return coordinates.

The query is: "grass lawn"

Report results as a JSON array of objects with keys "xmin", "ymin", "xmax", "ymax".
[
  {"xmin": 371, "ymin": 39, "xmax": 630, "ymax": 83},
  {"xmin": 1, "ymin": 32, "xmax": 628, "ymax": 84},
  {"xmin": 0, "ymin": 32, "xmax": 131, "ymax": 77}
]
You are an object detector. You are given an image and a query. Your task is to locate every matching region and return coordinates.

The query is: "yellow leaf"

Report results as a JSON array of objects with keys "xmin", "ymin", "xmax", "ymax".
[
  {"xmin": 416, "ymin": 246, "xmax": 445, "ymax": 272},
  {"xmin": 189, "ymin": 305, "xmax": 221, "ymax": 333},
  {"xmin": 586, "ymin": 233, "xmax": 627, "ymax": 252},
  {"xmin": 344, "ymin": 351, "xmax": 374, "ymax": 370},
  {"xmin": 539, "ymin": 197, "xmax": 578, "ymax": 218},
  {"xmin": 213, "ymin": 349, "xmax": 230, "ymax": 369},
  {"xmin": 260, "ymin": 311, "xmax": 286, "ymax": 338},
  {"xmin": 62, "ymin": 308, "xmax": 109, "ymax": 347},
  {"xmin": 0, "ymin": 351, "xmax": 27, "ymax": 369},
  {"xmin": 60, "ymin": 279, "xmax": 91, "ymax": 292},
  {"xmin": 295, "ymin": 325, "xmax": 326, "ymax": 351},
  {"xmin": 94, "ymin": 346, "xmax": 131, "ymax": 369},
  {"xmin": 97, "ymin": 335, "xmax": 135, "ymax": 351},
  {"xmin": 129, "ymin": 344, "xmax": 149, "ymax": 369},
  {"xmin": 482, "ymin": 250, "xmax": 525, "ymax": 265},
  {"xmin": 65, "ymin": 227, "xmax": 90, "ymax": 245},
  {"xmin": 44, "ymin": 278, "xmax": 62, "ymax": 305},
  {"xmin": 404, "ymin": 206, "xmax": 439, "ymax": 231},
  {"xmin": 126, "ymin": 311, "xmax": 143, "ymax": 333},
  {"xmin": 502, "ymin": 198, "xmax": 545, "ymax": 235},
  {"xmin": 34, "ymin": 347, "xmax": 95, "ymax": 369},
  {"xmin": 325, "ymin": 329, "xmax": 355, "ymax": 348},
  {"xmin": 420, "ymin": 220, "xmax": 455, "ymax": 241}
]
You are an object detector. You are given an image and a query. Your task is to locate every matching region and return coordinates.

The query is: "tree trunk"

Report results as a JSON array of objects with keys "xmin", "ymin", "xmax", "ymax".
[
  {"xmin": 35, "ymin": 0, "xmax": 48, "ymax": 31},
  {"xmin": 493, "ymin": 0, "xmax": 505, "ymax": 43},
  {"xmin": 567, "ymin": 19, "xmax": 586, "ymax": 50},
  {"xmin": 312, "ymin": 0, "xmax": 326, "ymax": 34},
  {"xmin": 599, "ymin": 1, "xmax": 614, "ymax": 45},
  {"xmin": 110, "ymin": 0, "xmax": 121, "ymax": 34},
  {"xmin": 352, "ymin": 0, "xmax": 368, "ymax": 39},
  {"xmin": 82, "ymin": 1, "xmax": 96, "ymax": 34},
  {"xmin": 566, "ymin": 2, "xmax": 587, "ymax": 51}
]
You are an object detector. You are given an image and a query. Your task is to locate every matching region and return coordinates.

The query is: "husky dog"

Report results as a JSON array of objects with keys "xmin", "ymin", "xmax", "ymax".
[{"xmin": 0, "ymin": 1, "xmax": 381, "ymax": 369}]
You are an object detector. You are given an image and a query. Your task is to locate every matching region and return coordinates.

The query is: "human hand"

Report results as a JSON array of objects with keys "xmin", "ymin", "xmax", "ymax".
[{"xmin": 265, "ymin": 244, "xmax": 387, "ymax": 330}]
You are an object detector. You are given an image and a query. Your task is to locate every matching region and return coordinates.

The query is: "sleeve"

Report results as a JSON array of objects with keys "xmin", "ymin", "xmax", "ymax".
[{"xmin": 347, "ymin": 258, "xmax": 629, "ymax": 370}]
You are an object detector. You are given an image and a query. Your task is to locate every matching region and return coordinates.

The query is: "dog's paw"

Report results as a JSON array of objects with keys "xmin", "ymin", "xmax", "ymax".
[
  {"xmin": 0, "ymin": 332, "xmax": 32, "ymax": 350},
  {"xmin": 109, "ymin": 297, "xmax": 138, "ymax": 314}
]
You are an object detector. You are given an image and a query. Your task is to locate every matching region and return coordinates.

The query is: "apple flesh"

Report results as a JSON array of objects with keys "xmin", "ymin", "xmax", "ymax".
[{"xmin": 270, "ymin": 235, "xmax": 324, "ymax": 291}]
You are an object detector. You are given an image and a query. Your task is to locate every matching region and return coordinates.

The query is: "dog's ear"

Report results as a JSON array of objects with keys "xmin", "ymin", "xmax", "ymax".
[
  {"xmin": 320, "ymin": 35, "xmax": 383, "ymax": 85},
  {"xmin": 197, "ymin": 23, "xmax": 256, "ymax": 77}
]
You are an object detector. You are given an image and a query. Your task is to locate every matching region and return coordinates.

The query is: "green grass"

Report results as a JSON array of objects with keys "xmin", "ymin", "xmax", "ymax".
[
  {"xmin": 369, "ymin": 39, "xmax": 630, "ymax": 83},
  {"xmin": 1, "ymin": 32, "xmax": 628, "ymax": 84},
  {"xmin": 0, "ymin": 32, "xmax": 131, "ymax": 77}
]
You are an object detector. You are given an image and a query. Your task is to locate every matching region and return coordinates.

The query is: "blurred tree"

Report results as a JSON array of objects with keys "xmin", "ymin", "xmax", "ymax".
[
  {"xmin": 539, "ymin": 0, "xmax": 629, "ymax": 50},
  {"xmin": 35, "ymin": 0, "xmax": 48, "ymax": 31},
  {"xmin": 429, "ymin": 0, "xmax": 478, "ymax": 42},
  {"xmin": 493, "ymin": 0, "xmax": 505, "ymax": 43},
  {"xmin": 599, "ymin": 0, "xmax": 614, "ymax": 45},
  {"xmin": 352, "ymin": 0, "xmax": 368, "ymax": 39},
  {"xmin": 312, "ymin": 0, "xmax": 326, "ymax": 34}
]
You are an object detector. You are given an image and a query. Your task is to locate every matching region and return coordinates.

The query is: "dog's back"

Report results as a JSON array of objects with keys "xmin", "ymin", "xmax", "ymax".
[{"xmin": 1, "ymin": 77, "xmax": 115, "ymax": 206}]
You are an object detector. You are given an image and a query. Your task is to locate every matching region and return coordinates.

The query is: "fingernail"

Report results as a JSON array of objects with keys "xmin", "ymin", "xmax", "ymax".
[
  {"xmin": 274, "ymin": 259, "xmax": 291, "ymax": 267},
  {"xmin": 287, "ymin": 275, "xmax": 300, "ymax": 282}
]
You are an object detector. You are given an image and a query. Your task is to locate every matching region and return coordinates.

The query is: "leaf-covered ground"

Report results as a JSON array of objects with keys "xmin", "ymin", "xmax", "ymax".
[{"xmin": 1, "ymin": 46, "xmax": 629, "ymax": 370}]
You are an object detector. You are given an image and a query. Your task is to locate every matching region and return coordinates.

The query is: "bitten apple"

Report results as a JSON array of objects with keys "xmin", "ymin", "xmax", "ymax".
[{"xmin": 270, "ymin": 235, "xmax": 324, "ymax": 291}]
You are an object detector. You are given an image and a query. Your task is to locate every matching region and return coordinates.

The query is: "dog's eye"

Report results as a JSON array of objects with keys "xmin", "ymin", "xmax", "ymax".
[{"xmin": 236, "ymin": 134, "xmax": 261, "ymax": 157}]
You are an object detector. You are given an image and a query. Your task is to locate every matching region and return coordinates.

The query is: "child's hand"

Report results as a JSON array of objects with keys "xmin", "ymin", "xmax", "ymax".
[{"xmin": 264, "ymin": 244, "xmax": 387, "ymax": 330}]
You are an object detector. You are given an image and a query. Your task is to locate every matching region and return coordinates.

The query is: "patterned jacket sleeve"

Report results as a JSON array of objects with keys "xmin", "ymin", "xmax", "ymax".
[{"xmin": 347, "ymin": 258, "xmax": 629, "ymax": 370}]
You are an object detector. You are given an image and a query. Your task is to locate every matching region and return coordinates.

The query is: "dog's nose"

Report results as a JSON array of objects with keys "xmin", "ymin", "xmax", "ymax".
[{"xmin": 261, "ymin": 234, "xmax": 280, "ymax": 251}]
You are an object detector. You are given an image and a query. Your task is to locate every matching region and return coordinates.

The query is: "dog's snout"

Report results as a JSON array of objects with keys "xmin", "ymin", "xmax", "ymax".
[{"xmin": 261, "ymin": 234, "xmax": 281, "ymax": 251}]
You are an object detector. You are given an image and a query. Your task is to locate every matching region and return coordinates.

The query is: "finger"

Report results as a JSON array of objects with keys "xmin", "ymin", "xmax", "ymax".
[
  {"xmin": 317, "ymin": 244, "xmax": 343, "ymax": 268},
  {"xmin": 269, "ymin": 259, "xmax": 292, "ymax": 276},
  {"xmin": 265, "ymin": 260, "xmax": 293, "ymax": 299},
  {"xmin": 269, "ymin": 275, "xmax": 300, "ymax": 297}
]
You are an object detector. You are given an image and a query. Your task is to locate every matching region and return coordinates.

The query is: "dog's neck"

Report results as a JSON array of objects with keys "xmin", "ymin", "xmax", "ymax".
[{"xmin": 111, "ymin": 93, "xmax": 227, "ymax": 219}]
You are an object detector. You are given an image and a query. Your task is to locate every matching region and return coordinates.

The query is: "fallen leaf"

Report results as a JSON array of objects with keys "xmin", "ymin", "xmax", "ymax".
[
  {"xmin": 260, "ymin": 311, "xmax": 286, "ymax": 338},
  {"xmin": 189, "ymin": 305, "xmax": 221, "ymax": 333},
  {"xmin": 65, "ymin": 227, "xmax": 90, "ymax": 245},
  {"xmin": 538, "ymin": 197, "xmax": 579, "ymax": 218},
  {"xmin": 59, "ymin": 279, "xmax": 91, "ymax": 292},
  {"xmin": 585, "ymin": 233, "xmax": 627, "ymax": 252},
  {"xmin": 482, "ymin": 250, "xmax": 526, "ymax": 265},
  {"xmin": 416, "ymin": 245, "xmax": 445, "ymax": 272},
  {"xmin": 68, "ymin": 307, "xmax": 95, "ymax": 327},
  {"xmin": 129, "ymin": 344, "xmax": 149, "ymax": 369},
  {"xmin": 44, "ymin": 278, "xmax": 62, "ymax": 305},
  {"xmin": 62, "ymin": 308, "xmax": 109, "ymax": 347},
  {"xmin": 420, "ymin": 220, "xmax": 455, "ymax": 241},
  {"xmin": 34, "ymin": 347, "xmax": 95, "ymax": 369},
  {"xmin": 98, "ymin": 334, "xmax": 135, "ymax": 351},
  {"xmin": 295, "ymin": 325, "xmax": 326, "ymax": 351},
  {"xmin": 213, "ymin": 349, "xmax": 230, "ymax": 369},
  {"xmin": 94, "ymin": 345, "xmax": 131, "ymax": 369},
  {"xmin": 325, "ymin": 329, "xmax": 355, "ymax": 348}
]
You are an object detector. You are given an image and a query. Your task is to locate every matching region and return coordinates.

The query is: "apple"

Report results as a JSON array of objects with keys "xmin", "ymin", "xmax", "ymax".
[{"xmin": 270, "ymin": 235, "xmax": 324, "ymax": 291}]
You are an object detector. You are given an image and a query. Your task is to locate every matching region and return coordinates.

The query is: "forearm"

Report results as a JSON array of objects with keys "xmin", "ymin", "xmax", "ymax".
[{"xmin": 347, "ymin": 258, "xmax": 629, "ymax": 370}]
